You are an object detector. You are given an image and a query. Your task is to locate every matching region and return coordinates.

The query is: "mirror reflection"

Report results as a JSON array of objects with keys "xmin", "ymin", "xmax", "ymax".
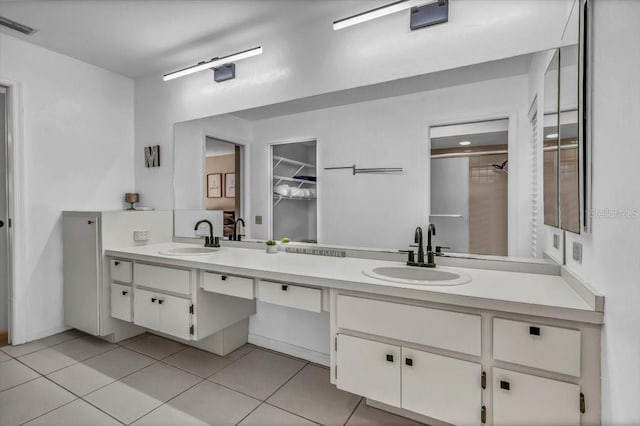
[{"xmin": 172, "ymin": 2, "xmax": 587, "ymax": 261}]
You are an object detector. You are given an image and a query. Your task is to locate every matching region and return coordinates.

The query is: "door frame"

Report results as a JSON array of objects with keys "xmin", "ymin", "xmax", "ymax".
[
  {"xmin": 0, "ymin": 80, "xmax": 26, "ymax": 345},
  {"xmin": 426, "ymin": 112, "xmax": 518, "ymax": 257}
]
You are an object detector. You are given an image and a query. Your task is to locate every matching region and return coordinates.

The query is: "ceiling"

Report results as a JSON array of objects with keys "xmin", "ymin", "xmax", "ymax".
[{"xmin": 0, "ymin": 0, "xmax": 378, "ymax": 78}]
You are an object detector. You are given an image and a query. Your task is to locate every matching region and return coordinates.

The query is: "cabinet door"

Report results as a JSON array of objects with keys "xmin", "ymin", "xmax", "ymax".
[
  {"xmin": 159, "ymin": 294, "xmax": 191, "ymax": 340},
  {"xmin": 336, "ymin": 334, "xmax": 400, "ymax": 407},
  {"xmin": 402, "ymin": 348, "xmax": 482, "ymax": 426},
  {"xmin": 493, "ymin": 368, "xmax": 580, "ymax": 426},
  {"xmin": 133, "ymin": 288, "xmax": 160, "ymax": 330},
  {"xmin": 110, "ymin": 283, "xmax": 132, "ymax": 322}
]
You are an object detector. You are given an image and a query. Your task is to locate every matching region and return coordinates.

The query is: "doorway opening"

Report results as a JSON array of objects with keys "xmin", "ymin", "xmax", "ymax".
[
  {"xmin": 430, "ymin": 119, "xmax": 509, "ymax": 256},
  {"xmin": 270, "ymin": 140, "xmax": 317, "ymax": 243},
  {"xmin": 0, "ymin": 85, "xmax": 9, "ymax": 346},
  {"xmin": 204, "ymin": 137, "xmax": 243, "ymax": 239}
]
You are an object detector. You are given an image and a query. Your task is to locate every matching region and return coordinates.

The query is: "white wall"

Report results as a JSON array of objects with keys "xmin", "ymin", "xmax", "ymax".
[
  {"xmin": 134, "ymin": 0, "xmax": 570, "ymax": 210},
  {"xmin": 563, "ymin": 1, "xmax": 640, "ymax": 424},
  {"xmin": 0, "ymin": 34, "xmax": 135, "ymax": 343}
]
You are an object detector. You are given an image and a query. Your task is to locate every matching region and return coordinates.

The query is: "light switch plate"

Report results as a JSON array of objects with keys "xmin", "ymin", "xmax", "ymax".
[
  {"xmin": 553, "ymin": 233, "xmax": 560, "ymax": 249},
  {"xmin": 572, "ymin": 241, "xmax": 582, "ymax": 263},
  {"xmin": 133, "ymin": 230, "xmax": 149, "ymax": 241}
]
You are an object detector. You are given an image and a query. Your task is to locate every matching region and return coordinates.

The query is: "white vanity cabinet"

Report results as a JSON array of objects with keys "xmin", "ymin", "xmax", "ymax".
[
  {"xmin": 337, "ymin": 334, "xmax": 481, "ymax": 426},
  {"xmin": 110, "ymin": 260, "xmax": 256, "ymax": 346}
]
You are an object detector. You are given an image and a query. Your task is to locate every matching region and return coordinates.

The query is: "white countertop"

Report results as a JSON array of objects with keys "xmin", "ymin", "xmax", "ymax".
[{"xmin": 106, "ymin": 242, "xmax": 603, "ymax": 324}]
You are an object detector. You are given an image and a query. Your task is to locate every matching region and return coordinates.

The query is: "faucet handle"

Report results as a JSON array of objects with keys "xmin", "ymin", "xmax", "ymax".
[{"xmin": 399, "ymin": 249, "xmax": 416, "ymax": 265}]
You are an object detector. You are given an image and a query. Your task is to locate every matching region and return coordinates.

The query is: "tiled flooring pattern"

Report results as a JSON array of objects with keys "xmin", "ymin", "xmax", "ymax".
[{"xmin": 0, "ymin": 331, "xmax": 425, "ymax": 426}]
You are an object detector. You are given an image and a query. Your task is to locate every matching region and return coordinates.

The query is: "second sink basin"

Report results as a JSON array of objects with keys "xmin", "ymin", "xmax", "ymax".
[
  {"xmin": 159, "ymin": 247, "xmax": 222, "ymax": 256},
  {"xmin": 363, "ymin": 266, "xmax": 471, "ymax": 286}
]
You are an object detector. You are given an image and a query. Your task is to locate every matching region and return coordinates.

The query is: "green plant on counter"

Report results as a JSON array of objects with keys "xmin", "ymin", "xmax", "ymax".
[
  {"xmin": 280, "ymin": 237, "xmax": 291, "ymax": 244},
  {"xmin": 266, "ymin": 240, "xmax": 276, "ymax": 246}
]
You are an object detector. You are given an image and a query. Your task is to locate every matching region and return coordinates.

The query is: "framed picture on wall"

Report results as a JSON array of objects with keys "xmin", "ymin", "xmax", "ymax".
[
  {"xmin": 225, "ymin": 173, "xmax": 236, "ymax": 198},
  {"xmin": 207, "ymin": 173, "xmax": 222, "ymax": 198}
]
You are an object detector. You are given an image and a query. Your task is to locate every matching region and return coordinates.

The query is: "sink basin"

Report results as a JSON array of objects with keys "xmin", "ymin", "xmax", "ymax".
[
  {"xmin": 159, "ymin": 247, "xmax": 222, "ymax": 256},
  {"xmin": 363, "ymin": 266, "xmax": 471, "ymax": 286}
]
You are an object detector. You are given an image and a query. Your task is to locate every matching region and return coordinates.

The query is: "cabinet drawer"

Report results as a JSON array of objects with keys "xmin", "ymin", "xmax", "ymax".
[
  {"xmin": 337, "ymin": 295, "xmax": 481, "ymax": 356},
  {"xmin": 202, "ymin": 272, "xmax": 254, "ymax": 300},
  {"xmin": 110, "ymin": 259, "xmax": 132, "ymax": 283},
  {"xmin": 258, "ymin": 281, "xmax": 321, "ymax": 312},
  {"xmin": 133, "ymin": 263, "xmax": 190, "ymax": 295},
  {"xmin": 493, "ymin": 368, "xmax": 580, "ymax": 426},
  {"xmin": 110, "ymin": 283, "xmax": 132, "ymax": 322},
  {"xmin": 493, "ymin": 318, "xmax": 581, "ymax": 377}
]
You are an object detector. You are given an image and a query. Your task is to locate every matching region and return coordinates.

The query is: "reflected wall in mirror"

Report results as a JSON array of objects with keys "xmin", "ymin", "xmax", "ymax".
[
  {"xmin": 171, "ymin": 1, "xmax": 589, "ymax": 261},
  {"xmin": 430, "ymin": 119, "xmax": 509, "ymax": 256}
]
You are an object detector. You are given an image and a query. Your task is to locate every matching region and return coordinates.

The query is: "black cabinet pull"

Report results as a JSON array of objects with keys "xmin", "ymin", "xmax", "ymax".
[
  {"xmin": 221, "ymin": 275, "xmax": 227, "ymax": 281},
  {"xmin": 114, "ymin": 261, "xmax": 120, "ymax": 266},
  {"xmin": 281, "ymin": 285, "xmax": 288, "ymax": 291},
  {"xmin": 386, "ymin": 354, "xmax": 394, "ymax": 363},
  {"xmin": 87, "ymin": 220, "xmax": 95, "ymax": 225},
  {"xmin": 529, "ymin": 326, "xmax": 541, "ymax": 336},
  {"xmin": 122, "ymin": 290, "xmax": 128, "ymax": 296},
  {"xmin": 405, "ymin": 358, "xmax": 413, "ymax": 367},
  {"xmin": 500, "ymin": 380, "xmax": 510, "ymax": 391},
  {"xmin": 151, "ymin": 297, "xmax": 157, "ymax": 303},
  {"xmin": 158, "ymin": 299, "xmax": 164, "ymax": 305}
]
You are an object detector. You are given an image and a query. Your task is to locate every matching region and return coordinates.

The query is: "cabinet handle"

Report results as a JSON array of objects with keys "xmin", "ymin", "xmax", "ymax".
[
  {"xmin": 122, "ymin": 290, "xmax": 128, "ymax": 296},
  {"xmin": 151, "ymin": 297, "xmax": 157, "ymax": 303},
  {"xmin": 281, "ymin": 285, "xmax": 288, "ymax": 291},
  {"xmin": 529, "ymin": 326, "xmax": 541, "ymax": 336},
  {"xmin": 87, "ymin": 220, "xmax": 95, "ymax": 225},
  {"xmin": 405, "ymin": 357, "xmax": 413, "ymax": 367},
  {"xmin": 386, "ymin": 354, "xmax": 394, "ymax": 363},
  {"xmin": 221, "ymin": 275, "xmax": 228, "ymax": 281},
  {"xmin": 114, "ymin": 261, "xmax": 120, "ymax": 266},
  {"xmin": 158, "ymin": 299, "xmax": 164, "ymax": 305},
  {"xmin": 500, "ymin": 380, "xmax": 510, "ymax": 391}
]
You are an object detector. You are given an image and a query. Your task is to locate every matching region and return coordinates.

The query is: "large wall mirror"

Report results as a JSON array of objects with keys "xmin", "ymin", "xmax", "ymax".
[{"xmin": 173, "ymin": 0, "xmax": 590, "ymax": 261}]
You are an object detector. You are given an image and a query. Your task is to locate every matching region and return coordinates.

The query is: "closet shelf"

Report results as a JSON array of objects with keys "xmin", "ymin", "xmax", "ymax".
[
  {"xmin": 272, "ymin": 194, "xmax": 316, "ymax": 201},
  {"xmin": 273, "ymin": 175, "xmax": 317, "ymax": 185},
  {"xmin": 273, "ymin": 155, "xmax": 315, "ymax": 168}
]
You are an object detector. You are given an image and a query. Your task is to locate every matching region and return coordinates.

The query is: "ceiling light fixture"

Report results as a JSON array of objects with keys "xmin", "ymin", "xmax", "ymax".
[
  {"xmin": 333, "ymin": 0, "xmax": 434, "ymax": 31},
  {"xmin": 546, "ymin": 133, "xmax": 559, "ymax": 139},
  {"xmin": 459, "ymin": 141, "xmax": 472, "ymax": 146},
  {"xmin": 163, "ymin": 46, "xmax": 262, "ymax": 82}
]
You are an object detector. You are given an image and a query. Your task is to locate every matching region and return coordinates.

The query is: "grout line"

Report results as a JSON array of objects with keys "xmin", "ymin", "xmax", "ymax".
[
  {"xmin": 17, "ymin": 396, "xmax": 82, "ymax": 426},
  {"xmin": 342, "ymin": 397, "xmax": 364, "ymax": 426},
  {"xmin": 159, "ymin": 345, "xmax": 256, "ymax": 379},
  {"xmin": 0, "ymin": 374, "xmax": 42, "ymax": 394},
  {"xmin": 261, "ymin": 401, "xmax": 325, "ymax": 426},
  {"xmin": 21, "ymin": 344, "xmax": 122, "ymax": 377}
]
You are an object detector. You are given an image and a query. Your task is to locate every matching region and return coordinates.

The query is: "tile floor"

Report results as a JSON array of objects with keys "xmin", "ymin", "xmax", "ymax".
[{"xmin": 0, "ymin": 330, "xmax": 425, "ymax": 426}]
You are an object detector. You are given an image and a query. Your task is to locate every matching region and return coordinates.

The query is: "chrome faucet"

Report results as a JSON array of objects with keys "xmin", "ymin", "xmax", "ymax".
[
  {"xmin": 194, "ymin": 220, "xmax": 219, "ymax": 247},
  {"xmin": 414, "ymin": 227, "xmax": 425, "ymax": 265},
  {"xmin": 231, "ymin": 218, "xmax": 246, "ymax": 241}
]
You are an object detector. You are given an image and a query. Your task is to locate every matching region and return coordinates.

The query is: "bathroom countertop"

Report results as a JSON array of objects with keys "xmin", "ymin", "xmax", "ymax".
[{"xmin": 106, "ymin": 242, "xmax": 603, "ymax": 324}]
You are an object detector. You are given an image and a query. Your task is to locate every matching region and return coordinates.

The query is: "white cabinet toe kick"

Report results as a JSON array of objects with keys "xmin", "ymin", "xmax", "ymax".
[{"xmin": 330, "ymin": 290, "xmax": 601, "ymax": 426}]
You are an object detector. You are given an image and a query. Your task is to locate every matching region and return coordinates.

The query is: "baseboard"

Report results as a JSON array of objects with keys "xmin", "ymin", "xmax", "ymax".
[{"xmin": 248, "ymin": 333, "xmax": 330, "ymax": 366}]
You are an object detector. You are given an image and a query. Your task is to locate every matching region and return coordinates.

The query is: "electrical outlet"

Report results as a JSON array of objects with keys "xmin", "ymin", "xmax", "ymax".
[
  {"xmin": 572, "ymin": 241, "xmax": 582, "ymax": 263},
  {"xmin": 553, "ymin": 233, "xmax": 560, "ymax": 249},
  {"xmin": 255, "ymin": 216, "xmax": 263, "ymax": 225},
  {"xmin": 133, "ymin": 230, "xmax": 149, "ymax": 242}
]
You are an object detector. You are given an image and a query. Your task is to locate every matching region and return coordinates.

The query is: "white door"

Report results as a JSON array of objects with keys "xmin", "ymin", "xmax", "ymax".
[
  {"xmin": 110, "ymin": 284, "xmax": 132, "ymax": 322},
  {"xmin": 159, "ymin": 294, "xmax": 191, "ymax": 340},
  {"xmin": 133, "ymin": 288, "xmax": 160, "ymax": 330},
  {"xmin": 336, "ymin": 334, "xmax": 401, "ymax": 407},
  {"xmin": 493, "ymin": 368, "xmax": 580, "ymax": 426},
  {"xmin": 401, "ymin": 348, "xmax": 482, "ymax": 426}
]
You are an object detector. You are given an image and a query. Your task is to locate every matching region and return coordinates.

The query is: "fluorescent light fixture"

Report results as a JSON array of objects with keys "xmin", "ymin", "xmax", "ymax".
[
  {"xmin": 333, "ymin": 0, "xmax": 433, "ymax": 30},
  {"xmin": 546, "ymin": 133, "xmax": 559, "ymax": 139},
  {"xmin": 163, "ymin": 46, "xmax": 262, "ymax": 82},
  {"xmin": 459, "ymin": 141, "xmax": 472, "ymax": 146}
]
